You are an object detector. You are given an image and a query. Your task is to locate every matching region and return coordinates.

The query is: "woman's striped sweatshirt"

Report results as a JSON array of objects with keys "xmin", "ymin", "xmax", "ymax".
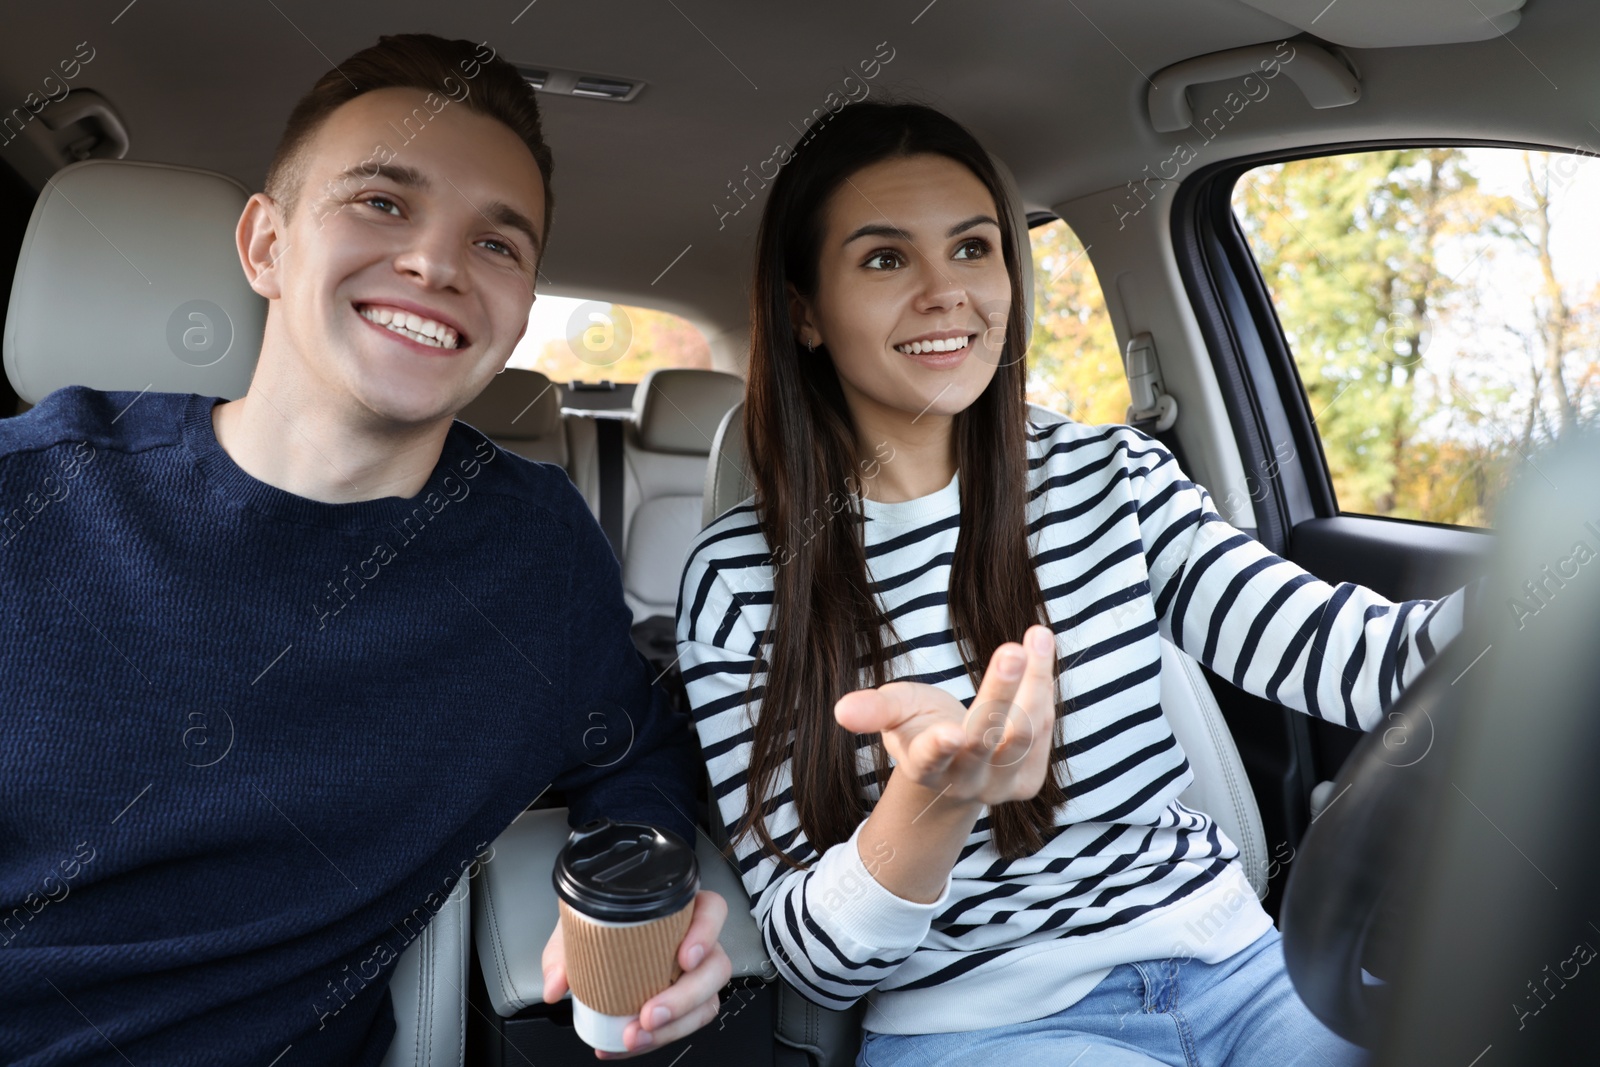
[{"xmin": 675, "ymin": 419, "xmax": 1471, "ymax": 1035}]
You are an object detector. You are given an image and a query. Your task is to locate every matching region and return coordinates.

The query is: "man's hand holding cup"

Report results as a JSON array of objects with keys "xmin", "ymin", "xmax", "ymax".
[{"xmin": 542, "ymin": 820, "xmax": 733, "ymax": 1057}]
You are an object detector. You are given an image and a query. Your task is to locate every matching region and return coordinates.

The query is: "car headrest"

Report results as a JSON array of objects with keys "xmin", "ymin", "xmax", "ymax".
[
  {"xmin": 3, "ymin": 159, "xmax": 264, "ymax": 405},
  {"xmin": 702, "ymin": 400, "xmax": 1069, "ymax": 529},
  {"xmin": 631, "ymin": 367, "xmax": 744, "ymax": 456},
  {"xmin": 455, "ymin": 368, "xmax": 566, "ymax": 464}
]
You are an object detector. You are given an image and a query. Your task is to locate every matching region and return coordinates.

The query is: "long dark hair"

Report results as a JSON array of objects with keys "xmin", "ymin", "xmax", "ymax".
[{"xmin": 741, "ymin": 101, "xmax": 1065, "ymax": 866}]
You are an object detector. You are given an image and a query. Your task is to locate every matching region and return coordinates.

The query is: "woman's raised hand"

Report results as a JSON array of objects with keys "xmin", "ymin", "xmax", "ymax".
[{"xmin": 834, "ymin": 624, "xmax": 1058, "ymax": 806}]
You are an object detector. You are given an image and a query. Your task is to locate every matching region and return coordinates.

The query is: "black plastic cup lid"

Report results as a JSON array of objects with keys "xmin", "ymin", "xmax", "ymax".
[{"xmin": 553, "ymin": 818, "xmax": 699, "ymax": 923}]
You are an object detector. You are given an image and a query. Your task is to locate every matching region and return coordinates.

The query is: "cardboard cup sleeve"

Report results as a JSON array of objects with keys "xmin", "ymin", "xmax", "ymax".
[{"xmin": 558, "ymin": 897, "xmax": 696, "ymax": 1016}]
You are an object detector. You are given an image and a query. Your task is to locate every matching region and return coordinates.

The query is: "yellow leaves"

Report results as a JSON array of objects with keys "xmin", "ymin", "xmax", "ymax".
[
  {"xmin": 1026, "ymin": 220, "xmax": 1130, "ymax": 424},
  {"xmin": 528, "ymin": 303, "xmax": 712, "ymax": 384}
]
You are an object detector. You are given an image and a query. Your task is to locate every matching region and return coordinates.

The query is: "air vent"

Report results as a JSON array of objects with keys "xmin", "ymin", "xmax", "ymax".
[
  {"xmin": 571, "ymin": 77, "xmax": 634, "ymax": 100},
  {"xmin": 514, "ymin": 64, "xmax": 644, "ymax": 103}
]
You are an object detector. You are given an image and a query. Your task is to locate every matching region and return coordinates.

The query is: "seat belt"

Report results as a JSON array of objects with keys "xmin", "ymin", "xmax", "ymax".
[
  {"xmin": 596, "ymin": 413, "xmax": 693, "ymax": 727},
  {"xmin": 595, "ymin": 416, "xmax": 625, "ymax": 561}
]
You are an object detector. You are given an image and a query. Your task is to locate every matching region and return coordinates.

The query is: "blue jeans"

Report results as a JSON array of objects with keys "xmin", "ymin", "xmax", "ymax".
[{"xmin": 857, "ymin": 926, "xmax": 1368, "ymax": 1067}]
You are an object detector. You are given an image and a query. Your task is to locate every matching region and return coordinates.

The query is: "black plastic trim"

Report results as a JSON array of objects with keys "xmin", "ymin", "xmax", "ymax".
[{"xmin": 1170, "ymin": 173, "xmax": 1295, "ymax": 555}]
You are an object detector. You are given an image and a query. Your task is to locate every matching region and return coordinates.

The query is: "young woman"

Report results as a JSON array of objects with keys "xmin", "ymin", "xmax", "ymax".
[{"xmin": 675, "ymin": 102, "xmax": 1472, "ymax": 1066}]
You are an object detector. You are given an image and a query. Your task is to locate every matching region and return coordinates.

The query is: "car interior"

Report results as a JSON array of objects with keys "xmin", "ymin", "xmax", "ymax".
[{"xmin": 2, "ymin": 1, "xmax": 1596, "ymax": 1064}]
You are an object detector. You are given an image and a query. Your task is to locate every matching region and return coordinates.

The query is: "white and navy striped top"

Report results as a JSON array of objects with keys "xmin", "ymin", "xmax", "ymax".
[{"xmin": 675, "ymin": 419, "xmax": 1469, "ymax": 1035}]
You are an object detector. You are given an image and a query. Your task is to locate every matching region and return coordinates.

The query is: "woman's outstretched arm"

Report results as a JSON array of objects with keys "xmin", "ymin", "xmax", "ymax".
[{"xmin": 1126, "ymin": 430, "xmax": 1482, "ymax": 729}]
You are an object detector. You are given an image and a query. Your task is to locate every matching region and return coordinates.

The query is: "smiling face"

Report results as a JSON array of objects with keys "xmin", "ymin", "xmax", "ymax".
[
  {"xmin": 244, "ymin": 86, "xmax": 545, "ymax": 429},
  {"xmin": 791, "ymin": 152, "xmax": 1012, "ymax": 437}
]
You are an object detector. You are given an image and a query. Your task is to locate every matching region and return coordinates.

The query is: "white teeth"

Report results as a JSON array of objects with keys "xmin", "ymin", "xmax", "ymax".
[
  {"xmin": 896, "ymin": 334, "xmax": 973, "ymax": 355},
  {"xmin": 358, "ymin": 305, "xmax": 460, "ymax": 349}
]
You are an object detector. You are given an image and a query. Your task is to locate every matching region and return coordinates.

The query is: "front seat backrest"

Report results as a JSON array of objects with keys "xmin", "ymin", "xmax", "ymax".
[
  {"xmin": 3, "ymin": 158, "xmax": 463, "ymax": 1066},
  {"xmin": 620, "ymin": 367, "xmax": 743, "ymax": 620},
  {"xmin": 379, "ymin": 881, "xmax": 468, "ymax": 1067},
  {"xmin": 455, "ymin": 368, "xmax": 567, "ymax": 466}
]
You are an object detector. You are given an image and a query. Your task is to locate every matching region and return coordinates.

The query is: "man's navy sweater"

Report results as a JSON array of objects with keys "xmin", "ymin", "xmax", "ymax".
[{"xmin": 0, "ymin": 387, "xmax": 701, "ymax": 1066}]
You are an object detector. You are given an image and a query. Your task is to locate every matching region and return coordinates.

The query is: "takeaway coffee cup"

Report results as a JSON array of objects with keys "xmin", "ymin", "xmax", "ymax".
[{"xmin": 553, "ymin": 818, "xmax": 700, "ymax": 1052}]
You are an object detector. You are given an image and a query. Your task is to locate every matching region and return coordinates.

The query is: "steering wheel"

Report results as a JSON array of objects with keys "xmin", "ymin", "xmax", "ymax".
[
  {"xmin": 1278, "ymin": 622, "xmax": 1481, "ymax": 1047},
  {"xmin": 1281, "ymin": 429, "xmax": 1600, "ymax": 1055}
]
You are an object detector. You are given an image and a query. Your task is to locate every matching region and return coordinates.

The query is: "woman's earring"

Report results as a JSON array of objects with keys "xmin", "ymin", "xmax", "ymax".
[{"xmin": 805, "ymin": 337, "xmax": 816, "ymax": 352}]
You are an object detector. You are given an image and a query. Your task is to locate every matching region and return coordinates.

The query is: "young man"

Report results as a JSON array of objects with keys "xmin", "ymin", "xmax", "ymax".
[{"xmin": 0, "ymin": 34, "xmax": 730, "ymax": 1065}]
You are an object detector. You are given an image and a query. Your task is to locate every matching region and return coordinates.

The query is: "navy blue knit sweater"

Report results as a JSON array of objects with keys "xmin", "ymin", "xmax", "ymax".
[{"xmin": 0, "ymin": 387, "xmax": 700, "ymax": 1066}]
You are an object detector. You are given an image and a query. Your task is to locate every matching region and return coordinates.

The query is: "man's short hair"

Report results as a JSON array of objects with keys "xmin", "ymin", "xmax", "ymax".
[{"xmin": 263, "ymin": 33, "xmax": 553, "ymax": 240}]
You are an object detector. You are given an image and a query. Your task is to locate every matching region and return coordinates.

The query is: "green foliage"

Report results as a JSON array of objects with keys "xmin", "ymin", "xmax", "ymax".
[{"xmin": 1233, "ymin": 148, "xmax": 1596, "ymax": 527}]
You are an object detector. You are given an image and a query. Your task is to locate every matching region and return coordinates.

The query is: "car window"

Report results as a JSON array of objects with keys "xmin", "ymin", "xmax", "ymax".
[
  {"xmin": 506, "ymin": 295, "xmax": 712, "ymax": 384},
  {"xmin": 1027, "ymin": 218, "xmax": 1131, "ymax": 424},
  {"xmin": 1232, "ymin": 147, "xmax": 1600, "ymax": 528}
]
